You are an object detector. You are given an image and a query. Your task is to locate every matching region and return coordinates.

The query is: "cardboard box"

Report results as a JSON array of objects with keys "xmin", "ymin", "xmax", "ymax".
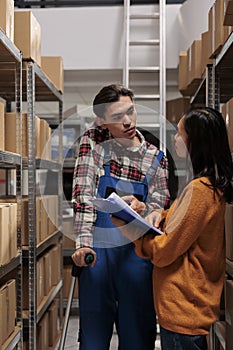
[
  {"xmin": 0, "ymin": 0, "xmax": 14, "ymax": 42},
  {"xmin": 189, "ymin": 39, "xmax": 202, "ymax": 84},
  {"xmin": 0, "ymin": 280, "xmax": 16, "ymax": 345},
  {"xmin": 36, "ymin": 196, "xmax": 41, "ymax": 245},
  {"xmin": 6, "ymin": 280, "xmax": 16, "ymax": 339},
  {"xmin": 8, "ymin": 203, "xmax": 17, "ymax": 260},
  {"xmin": 48, "ymin": 300, "xmax": 59, "ymax": 347},
  {"xmin": 35, "ymin": 116, "xmax": 41, "ymax": 158},
  {"xmin": 201, "ymin": 31, "xmax": 213, "ymax": 76},
  {"xmin": 14, "ymin": 11, "xmax": 41, "ymax": 66},
  {"xmin": 37, "ymin": 257, "xmax": 44, "ymax": 308},
  {"xmin": 40, "ymin": 196, "xmax": 49, "ymax": 241},
  {"xmin": 178, "ymin": 51, "xmax": 189, "ymax": 95},
  {"xmin": 51, "ymin": 244, "xmax": 61, "ymax": 287},
  {"xmin": 208, "ymin": 5, "xmax": 214, "ymax": 58},
  {"xmin": 166, "ymin": 98, "xmax": 191, "ymax": 124},
  {"xmin": 224, "ymin": 0, "xmax": 233, "ymax": 25},
  {"xmin": 41, "ymin": 56, "xmax": 64, "ymax": 93},
  {"xmin": 37, "ymin": 312, "xmax": 49, "ymax": 350},
  {"xmin": 0, "ymin": 204, "xmax": 10, "ymax": 265},
  {"xmin": 225, "ymin": 204, "xmax": 233, "ymax": 261},
  {"xmin": 0, "ymin": 101, "xmax": 5, "ymax": 151},
  {"xmin": 40, "ymin": 119, "xmax": 50, "ymax": 160},
  {"xmin": 0, "ymin": 284, "xmax": 7, "ymax": 345},
  {"xmin": 5, "ymin": 113, "xmax": 27, "ymax": 156},
  {"xmin": 43, "ymin": 251, "xmax": 52, "ymax": 296},
  {"xmin": 212, "ymin": 0, "xmax": 230, "ymax": 56}
]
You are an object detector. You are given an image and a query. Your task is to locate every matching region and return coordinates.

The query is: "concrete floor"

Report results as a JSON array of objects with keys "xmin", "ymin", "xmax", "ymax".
[{"xmin": 63, "ymin": 315, "xmax": 161, "ymax": 350}]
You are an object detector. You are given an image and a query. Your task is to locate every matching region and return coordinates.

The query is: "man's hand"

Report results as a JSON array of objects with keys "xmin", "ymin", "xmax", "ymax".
[{"xmin": 72, "ymin": 247, "xmax": 96, "ymax": 267}]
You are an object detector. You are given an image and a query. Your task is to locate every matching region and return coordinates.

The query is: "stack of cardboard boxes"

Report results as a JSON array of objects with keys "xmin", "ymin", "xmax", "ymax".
[{"xmin": 178, "ymin": 0, "xmax": 233, "ymax": 97}]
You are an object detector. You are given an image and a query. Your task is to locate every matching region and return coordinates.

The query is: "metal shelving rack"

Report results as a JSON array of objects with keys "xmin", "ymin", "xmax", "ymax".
[
  {"xmin": 21, "ymin": 61, "xmax": 63, "ymax": 350},
  {"xmin": 190, "ymin": 29, "xmax": 233, "ymax": 350},
  {"xmin": 0, "ymin": 28, "xmax": 23, "ymax": 349}
]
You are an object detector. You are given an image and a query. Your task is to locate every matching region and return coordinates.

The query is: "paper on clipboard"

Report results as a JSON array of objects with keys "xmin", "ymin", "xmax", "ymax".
[{"xmin": 91, "ymin": 192, "xmax": 162, "ymax": 236}]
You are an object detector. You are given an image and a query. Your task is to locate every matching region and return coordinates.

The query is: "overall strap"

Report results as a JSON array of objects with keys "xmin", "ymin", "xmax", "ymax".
[
  {"xmin": 102, "ymin": 143, "xmax": 111, "ymax": 176},
  {"xmin": 145, "ymin": 150, "xmax": 164, "ymax": 185}
]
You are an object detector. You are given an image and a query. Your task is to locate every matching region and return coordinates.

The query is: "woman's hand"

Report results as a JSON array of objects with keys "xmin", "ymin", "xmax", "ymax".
[
  {"xmin": 122, "ymin": 195, "xmax": 146, "ymax": 214},
  {"xmin": 146, "ymin": 210, "xmax": 162, "ymax": 229},
  {"xmin": 72, "ymin": 247, "xmax": 96, "ymax": 267}
]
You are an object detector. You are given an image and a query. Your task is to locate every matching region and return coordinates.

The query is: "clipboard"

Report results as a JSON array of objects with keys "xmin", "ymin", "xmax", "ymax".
[{"xmin": 91, "ymin": 192, "xmax": 162, "ymax": 236}]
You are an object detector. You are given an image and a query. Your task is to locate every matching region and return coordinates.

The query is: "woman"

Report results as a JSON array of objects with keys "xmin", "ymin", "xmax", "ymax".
[{"xmin": 112, "ymin": 107, "xmax": 233, "ymax": 350}]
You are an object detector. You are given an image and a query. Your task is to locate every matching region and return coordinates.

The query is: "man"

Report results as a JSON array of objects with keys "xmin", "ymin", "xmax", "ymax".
[{"xmin": 72, "ymin": 84, "xmax": 170, "ymax": 350}]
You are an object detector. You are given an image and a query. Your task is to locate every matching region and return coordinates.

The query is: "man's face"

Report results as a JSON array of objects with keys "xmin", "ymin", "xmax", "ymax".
[{"xmin": 101, "ymin": 96, "xmax": 137, "ymax": 140}]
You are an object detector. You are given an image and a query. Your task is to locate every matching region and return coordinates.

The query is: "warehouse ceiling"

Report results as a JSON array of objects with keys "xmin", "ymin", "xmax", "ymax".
[{"xmin": 15, "ymin": 0, "xmax": 187, "ymax": 8}]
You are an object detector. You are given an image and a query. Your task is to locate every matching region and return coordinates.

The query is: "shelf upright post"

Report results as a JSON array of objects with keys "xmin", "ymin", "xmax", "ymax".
[
  {"xmin": 206, "ymin": 63, "xmax": 220, "ymax": 110},
  {"xmin": 26, "ymin": 62, "xmax": 37, "ymax": 350},
  {"xmin": 58, "ymin": 99, "xmax": 64, "ymax": 327},
  {"xmin": 15, "ymin": 55, "xmax": 23, "ymax": 350}
]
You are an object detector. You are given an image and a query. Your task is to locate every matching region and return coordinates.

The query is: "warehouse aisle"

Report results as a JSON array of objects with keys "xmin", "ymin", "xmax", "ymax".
[{"xmin": 63, "ymin": 315, "xmax": 161, "ymax": 349}]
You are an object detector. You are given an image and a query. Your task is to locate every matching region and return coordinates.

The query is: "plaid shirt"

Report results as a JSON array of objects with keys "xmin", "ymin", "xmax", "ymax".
[{"xmin": 72, "ymin": 125, "xmax": 170, "ymax": 249}]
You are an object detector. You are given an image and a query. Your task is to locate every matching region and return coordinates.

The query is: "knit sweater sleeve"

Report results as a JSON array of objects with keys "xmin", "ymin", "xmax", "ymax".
[{"xmin": 135, "ymin": 179, "xmax": 220, "ymax": 267}]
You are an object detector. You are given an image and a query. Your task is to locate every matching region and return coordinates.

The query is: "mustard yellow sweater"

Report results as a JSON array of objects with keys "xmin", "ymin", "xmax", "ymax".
[{"xmin": 135, "ymin": 177, "xmax": 226, "ymax": 335}]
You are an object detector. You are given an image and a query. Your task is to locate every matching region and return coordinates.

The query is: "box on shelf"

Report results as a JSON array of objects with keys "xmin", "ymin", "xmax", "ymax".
[
  {"xmin": 0, "ymin": 102, "xmax": 4, "ymax": 151},
  {"xmin": 178, "ymin": 51, "xmax": 189, "ymax": 96},
  {"xmin": 50, "ymin": 244, "xmax": 61, "ymax": 287},
  {"xmin": 210, "ymin": 0, "xmax": 232, "ymax": 57},
  {"xmin": 5, "ymin": 112, "xmax": 27, "ymax": 156},
  {"xmin": 8, "ymin": 203, "xmax": 17, "ymax": 260},
  {"xmin": 201, "ymin": 31, "xmax": 213, "ymax": 76},
  {"xmin": 0, "ymin": 0, "xmax": 14, "ymax": 42},
  {"xmin": 41, "ymin": 56, "xmax": 64, "ymax": 93},
  {"xmin": 43, "ymin": 252, "xmax": 52, "ymax": 296},
  {"xmin": 14, "ymin": 11, "xmax": 41, "ymax": 66},
  {"xmin": 166, "ymin": 97, "xmax": 191, "ymax": 124},
  {"xmin": 0, "ymin": 204, "xmax": 10, "ymax": 265},
  {"xmin": 224, "ymin": 0, "xmax": 233, "ymax": 25},
  {"xmin": 48, "ymin": 300, "xmax": 59, "ymax": 347},
  {"xmin": 188, "ymin": 39, "xmax": 202, "ymax": 88},
  {"xmin": 0, "ymin": 279, "xmax": 16, "ymax": 346},
  {"xmin": 37, "ymin": 312, "xmax": 49, "ymax": 350},
  {"xmin": 40, "ymin": 118, "xmax": 51, "ymax": 160}
]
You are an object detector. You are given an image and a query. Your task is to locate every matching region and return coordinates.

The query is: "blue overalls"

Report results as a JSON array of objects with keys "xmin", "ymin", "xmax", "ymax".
[{"xmin": 78, "ymin": 144, "xmax": 163, "ymax": 350}]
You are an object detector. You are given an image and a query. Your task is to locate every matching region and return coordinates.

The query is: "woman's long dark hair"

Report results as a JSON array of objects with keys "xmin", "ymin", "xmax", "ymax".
[{"xmin": 184, "ymin": 107, "xmax": 233, "ymax": 203}]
